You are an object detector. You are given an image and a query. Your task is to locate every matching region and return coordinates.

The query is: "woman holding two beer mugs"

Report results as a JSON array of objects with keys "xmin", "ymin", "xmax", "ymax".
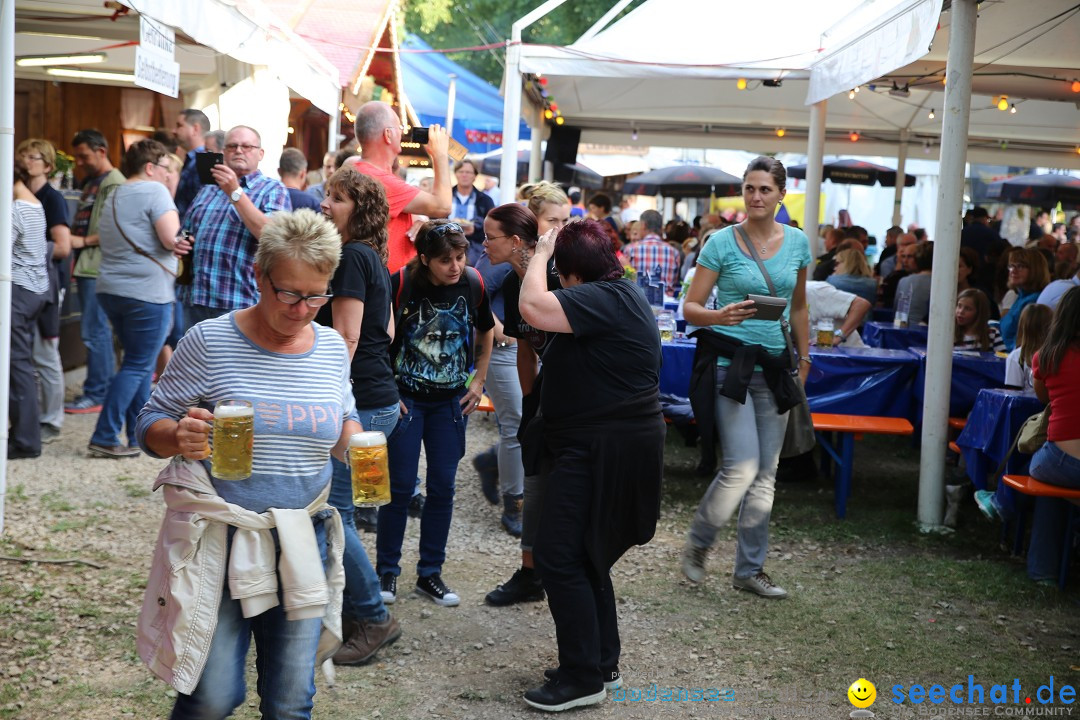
[
  {"xmin": 136, "ymin": 210, "xmax": 361, "ymax": 720},
  {"xmin": 315, "ymin": 166, "xmax": 403, "ymax": 665}
]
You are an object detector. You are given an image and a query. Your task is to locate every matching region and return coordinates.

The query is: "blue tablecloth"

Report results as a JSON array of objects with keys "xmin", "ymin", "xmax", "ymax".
[
  {"xmin": 659, "ymin": 340, "xmax": 918, "ymax": 417},
  {"xmin": 862, "ymin": 321, "xmax": 929, "ymax": 350},
  {"xmin": 956, "ymin": 388, "xmax": 1043, "ymax": 493},
  {"xmin": 910, "ymin": 348, "xmax": 1006, "ymax": 418}
]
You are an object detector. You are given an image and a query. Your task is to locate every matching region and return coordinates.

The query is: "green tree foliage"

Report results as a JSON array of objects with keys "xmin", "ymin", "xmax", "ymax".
[{"xmin": 402, "ymin": 0, "xmax": 643, "ymax": 86}]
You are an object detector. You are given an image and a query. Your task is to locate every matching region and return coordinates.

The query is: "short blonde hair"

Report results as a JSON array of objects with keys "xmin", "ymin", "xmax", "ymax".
[
  {"xmin": 256, "ymin": 209, "xmax": 342, "ymax": 277},
  {"xmin": 16, "ymin": 138, "xmax": 57, "ymax": 172},
  {"xmin": 518, "ymin": 181, "xmax": 568, "ymax": 217},
  {"xmin": 166, "ymin": 153, "xmax": 184, "ymax": 173},
  {"xmin": 834, "ymin": 247, "xmax": 872, "ymax": 277}
]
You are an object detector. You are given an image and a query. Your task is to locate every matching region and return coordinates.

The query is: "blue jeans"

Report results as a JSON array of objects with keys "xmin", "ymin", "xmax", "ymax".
[
  {"xmin": 170, "ymin": 516, "xmax": 329, "ymax": 720},
  {"xmin": 165, "ymin": 299, "xmax": 186, "ymax": 348},
  {"xmin": 183, "ymin": 303, "xmax": 229, "ymax": 330},
  {"xmin": 329, "ymin": 402, "xmax": 400, "ymax": 622},
  {"xmin": 1026, "ymin": 442, "xmax": 1080, "ymax": 581},
  {"xmin": 485, "ymin": 345, "xmax": 524, "ymax": 496},
  {"xmin": 688, "ymin": 368, "xmax": 789, "ymax": 578},
  {"xmin": 75, "ymin": 276, "xmax": 115, "ymax": 403},
  {"xmin": 91, "ymin": 294, "xmax": 173, "ymax": 448},
  {"xmin": 377, "ymin": 393, "xmax": 466, "ymax": 578}
]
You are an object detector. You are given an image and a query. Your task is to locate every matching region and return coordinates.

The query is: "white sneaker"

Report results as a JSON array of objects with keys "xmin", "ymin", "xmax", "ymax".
[{"xmin": 732, "ymin": 571, "xmax": 788, "ymax": 599}]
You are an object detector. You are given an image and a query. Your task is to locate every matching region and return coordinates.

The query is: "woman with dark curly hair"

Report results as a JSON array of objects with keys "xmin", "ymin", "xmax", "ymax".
[{"xmin": 315, "ymin": 166, "xmax": 401, "ymax": 665}]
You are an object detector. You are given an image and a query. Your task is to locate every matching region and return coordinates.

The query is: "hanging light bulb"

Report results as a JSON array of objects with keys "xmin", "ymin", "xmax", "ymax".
[
  {"xmin": 1010, "ymin": 103, "xmax": 1017, "ymax": 114},
  {"xmin": 737, "ymin": 78, "xmax": 747, "ymax": 90},
  {"xmin": 854, "ymin": 86, "xmax": 860, "ymax": 93},
  {"xmin": 555, "ymin": 116, "xmax": 565, "ymax": 125},
  {"xmin": 1072, "ymin": 79, "xmax": 1080, "ymax": 93},
  {"xmin": 997, "ymin": 96, "xmax": 1009, "ymax": 111},
  {"xmin": 631, "ymin": 129, "xmax": 638, "ymax": 141},
  {"xmin": 848, "ymin": 89, "xmax": 856, "ymax": 100},
  {"xmin": 928, "ymin": 108, "xmax": 935, "ymax": 119},
  {"xmin": 544, "ymin": 109, "xmax": 553, "ymax": 120},
  {"xmin": 776, "ymin": 128, "xmax": 786, "ymax": 138},
  {"xmin": 849, "ymin": 131, "xmax": 859, "ymax": 142}
]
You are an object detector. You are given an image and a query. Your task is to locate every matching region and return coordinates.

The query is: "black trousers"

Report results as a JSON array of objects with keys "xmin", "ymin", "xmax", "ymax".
[
  {"xmin": 533, "ymin": 443, "xmax": 619, "ymax": 690},
  {"xmin": 10, "ymin": 285, "xmax": 47, "ymax": 453}
]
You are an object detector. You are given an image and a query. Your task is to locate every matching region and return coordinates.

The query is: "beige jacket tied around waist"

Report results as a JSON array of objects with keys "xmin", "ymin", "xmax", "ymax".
[{"xmin": 137, "ymin": 456, "xmax": 344, "ymax": 695}]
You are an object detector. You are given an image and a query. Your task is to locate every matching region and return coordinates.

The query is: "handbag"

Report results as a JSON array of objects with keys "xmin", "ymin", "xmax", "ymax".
[
  {"xmin": 733, "ymin": 224, "xmax": 815, "ymax": 458},
  {"xmin": 1016, "ymin": 406, "xmax": 1050, "ymax": 455},
  {"xmin": 111, "ymin": 190, "xmax": 178, "ymax": 279}
]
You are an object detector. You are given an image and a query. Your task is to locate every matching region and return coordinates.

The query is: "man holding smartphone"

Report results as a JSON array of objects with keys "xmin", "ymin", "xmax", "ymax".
[
  {"xmin": 177, "ymin": 125, "xmax": 290, "ymax": 328},
  {"xmin": 351, "ymin": 101, "xmax": 452, "ymax": 272}
]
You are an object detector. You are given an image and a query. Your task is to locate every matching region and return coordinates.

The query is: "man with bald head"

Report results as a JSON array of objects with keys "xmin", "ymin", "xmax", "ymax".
[
  {"xmin": 881, "ymin": 233, "xmax": 918, "ymax": 308},
  {"xmin": 352, "ymin": 102, "xmax": 451, "ymax": 271},
  {"xmin": 178, "ymin": 125, "xmax": 290, "ymax": 327}
]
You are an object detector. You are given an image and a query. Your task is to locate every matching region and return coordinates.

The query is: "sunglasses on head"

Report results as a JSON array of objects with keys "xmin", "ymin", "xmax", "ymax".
[{"xmin": 425, "ymin": 222, "xmax": 463, "ymax": 242}]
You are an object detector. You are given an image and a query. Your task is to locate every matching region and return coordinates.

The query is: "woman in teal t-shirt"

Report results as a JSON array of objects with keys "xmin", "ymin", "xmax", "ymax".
[{"xmin": 680, "ymin": 156, "xmax": 811, "ymax": 600}]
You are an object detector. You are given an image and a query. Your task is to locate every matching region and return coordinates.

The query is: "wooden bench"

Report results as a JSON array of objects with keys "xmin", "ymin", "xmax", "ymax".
[
  {"xmin": 812, "ymin": 413, "xmax": 915, "ymax": 519},
  {"xmin": 1001, "ymin": 475, "xmax": 1080, "ymax": 590}
]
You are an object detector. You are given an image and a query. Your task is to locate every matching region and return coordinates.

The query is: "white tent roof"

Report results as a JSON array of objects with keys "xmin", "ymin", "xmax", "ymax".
[{"xmin": 519, "ymin": 0, "xmax": 1080, "ymax": 168}]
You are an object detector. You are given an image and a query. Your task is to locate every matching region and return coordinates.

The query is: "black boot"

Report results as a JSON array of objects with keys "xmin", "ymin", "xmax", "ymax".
[
  {"xmin": 501, "ymin": 493, "xmax": 523, "ymax": 537},
  {"xmin": 485, "ymin": 566, "xmax": 545, "ymax": 606}
]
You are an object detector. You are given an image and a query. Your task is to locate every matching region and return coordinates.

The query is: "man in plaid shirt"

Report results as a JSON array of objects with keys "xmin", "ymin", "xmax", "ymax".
[
  {"xmin": 178, "ymin": 125, "xmax": 290, "ymax": 328},
  {"xmin": 624, "ymin": 209, "xmax": 681, "ymax": 295}
]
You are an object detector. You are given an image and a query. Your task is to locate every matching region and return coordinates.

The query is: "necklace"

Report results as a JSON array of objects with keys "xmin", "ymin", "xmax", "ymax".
[{"xmin": 742, "ymin": 223, "xmax": 771, "ymax": 255}]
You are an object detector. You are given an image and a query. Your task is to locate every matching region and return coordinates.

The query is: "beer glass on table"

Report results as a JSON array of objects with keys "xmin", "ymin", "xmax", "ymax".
[
  {"xmin": 349, "ymin": 431, "xmax": 391, "ymax": 507},
  {"xmin": 212, "ymin": 399, "xmax": 254, "ymax": 481},
  {"xmin": 816, "ymin": 318, "xmax": 836, "ymax": 348}
]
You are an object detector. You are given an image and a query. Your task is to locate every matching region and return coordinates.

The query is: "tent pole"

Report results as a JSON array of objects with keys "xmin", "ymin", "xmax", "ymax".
[
  {"xmin": 893, "ymin": 129, "xmax": 909, "ymax": 227},
  {"xmin": 446, "ymin": 74, "xmax": 457, "ymax": 138},
  {"xmin": 918, "ymin": 0, "xmax": 977, "ymax": 531},
  {"xmin": 500, "ymin": 0, "xmax": 569, "ymax": 204},
  {"xmin": 0, "ymin": 0, "xmax": 15, "ymax": 535},
  {"xmin": 529, "ymin": 103, "xmax": 543, "ymax": 182},
  {"xmin": 803, "ymin": 100, "xmax": 826, "ymax": 257},
  {"xmin": 328, "ymin": 97, "xmax": 341, "ymax": 152}
]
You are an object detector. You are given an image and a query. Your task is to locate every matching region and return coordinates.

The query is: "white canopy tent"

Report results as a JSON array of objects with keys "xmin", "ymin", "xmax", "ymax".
[{"xmin": 498, "ymin": 0, "xmax": 1078, "ymax": 529}]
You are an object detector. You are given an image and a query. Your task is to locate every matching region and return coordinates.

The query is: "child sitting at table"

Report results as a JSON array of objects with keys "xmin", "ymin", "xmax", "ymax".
[
  {"xmin": 953, "ymin": 288, "xmax": 1005, "ymax": 353},
  {"xmin": 1003, "ymin": 303, "xmax": 1052, "ymax": 394}
]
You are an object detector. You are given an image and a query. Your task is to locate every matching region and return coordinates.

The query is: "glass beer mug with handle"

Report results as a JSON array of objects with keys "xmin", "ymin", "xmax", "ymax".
[
  {"xmin": 349, "ymin": 431, "xmax": 391, "ymax": 507},
  {"xmin": 211, "ymin": 399, "xmax": 254, "ymax": 481}
]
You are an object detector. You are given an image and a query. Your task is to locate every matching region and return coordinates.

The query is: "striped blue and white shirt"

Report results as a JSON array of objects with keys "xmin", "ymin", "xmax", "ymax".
[
  {"xmin": 12, "ymin": 200, "xmax": 49, "ymax": 294},
  {"xmin": 136, "ymin": 312, "xmax": 357, "ymax": 512},
  {"xmin": 177, "ymin": 170, "xmax": 290, "ymax": 311}
]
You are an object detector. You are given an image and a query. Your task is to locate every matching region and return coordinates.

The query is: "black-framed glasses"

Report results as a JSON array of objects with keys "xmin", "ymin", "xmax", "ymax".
[
  {"xmin": 484, "ymin": 234, "xmax": 510, "ymax": 243},
  {"xmin": 224, "ymin": 143, "xmax": 260, "ymax": 153},
  {"xmin": 20, "ymin": 154, "xmax": 44, "ymax": 162},
  {"xmin": 267, "ymin": 272, "xmax": 333, "ymax": 308},
  {"xmin": 426, "ymin": 222, "xmax": 464, "ymax": 241}
]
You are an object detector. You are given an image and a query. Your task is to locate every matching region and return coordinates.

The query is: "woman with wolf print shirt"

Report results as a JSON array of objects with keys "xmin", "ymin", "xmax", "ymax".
[{"xmin": 378, "ymin": 220, "xmax": 494, "ymax": 608}]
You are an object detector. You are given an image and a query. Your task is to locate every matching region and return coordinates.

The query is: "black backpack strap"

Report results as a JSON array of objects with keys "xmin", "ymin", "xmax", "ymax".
[{"xmin": 393, "ymin": 267, "xmax": 410, "ymax": 331}]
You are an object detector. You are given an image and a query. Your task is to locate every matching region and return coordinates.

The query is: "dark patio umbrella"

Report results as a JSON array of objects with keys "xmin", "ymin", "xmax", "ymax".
[
  {"xmin": 985, "ymin": 173, "xmax": 1080, "ymax": 210},
  {"xmin": 787, "ymin": 159, "xmax": 916, "ymax": 187},
  {"xmin": 621, "ymin": 165, "xmax": 741, "ymax": 198},
  {"xmin": 480, "ymin": 151, "xmax": 604, "ymax": 189}
]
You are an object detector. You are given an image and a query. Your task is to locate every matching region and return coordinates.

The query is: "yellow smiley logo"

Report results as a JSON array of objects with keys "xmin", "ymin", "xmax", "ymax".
[{"xmin": 848, "ymin": 678, "xmax": 877, "ymax": 708}]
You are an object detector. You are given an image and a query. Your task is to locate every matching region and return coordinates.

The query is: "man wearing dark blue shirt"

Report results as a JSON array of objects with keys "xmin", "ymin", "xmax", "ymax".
[
  {"xmin": 278, "ymin": 148, "xmax": 321, "ymax": 212},
  {"xmin": 173, "ymin": 109, "xmax": 210, "ymax": 220}
]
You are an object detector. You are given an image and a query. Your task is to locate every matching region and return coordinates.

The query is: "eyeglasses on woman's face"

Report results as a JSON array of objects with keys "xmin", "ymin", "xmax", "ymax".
[{"xmin": 267, "ymin": 272, "xmax": 333, "ymax": 308}]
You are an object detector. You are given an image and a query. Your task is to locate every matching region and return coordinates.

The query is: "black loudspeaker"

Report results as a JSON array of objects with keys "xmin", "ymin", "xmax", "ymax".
[{"xmin": 544, "ymin": 125, "xmax": 580, "ymax": 166}]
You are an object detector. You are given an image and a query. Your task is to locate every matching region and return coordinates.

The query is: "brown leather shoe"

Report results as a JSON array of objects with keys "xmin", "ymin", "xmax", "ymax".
[{"xmin": 331, "ymin": 614, "xmax": 401, "ymax": 666}]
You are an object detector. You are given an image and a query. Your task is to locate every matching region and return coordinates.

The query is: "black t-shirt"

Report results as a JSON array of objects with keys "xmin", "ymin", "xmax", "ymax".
[
  {"xmin": 33, "ymin": 183, "xmax": 68, "ymax": 303},
  {"xmin": 540, "ymin": 278, "xmax": 660, "ymax": 421},
  {"xmin": 315, "ymin": 242, "xmax": 398, "ymax": 409},
  {"xmin": 390, "ymin": 267, "xmax": 495, "ymax": 399},
  {"xmin": 503, "ymin": 257, "xmax": 562, "ymax": 356}
]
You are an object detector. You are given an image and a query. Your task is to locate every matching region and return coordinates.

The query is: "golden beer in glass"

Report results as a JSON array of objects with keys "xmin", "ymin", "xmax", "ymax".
[
  {"xmin": 211, "ymin": 400, "xmax": 254, "ymax": 481},
  {"xmin": 349, "ymin": 431, "xmax": 391, "ymax": 507},
  {"xmin": 816, "ymin": 318, "xmax": 835, "ymax": 347}
]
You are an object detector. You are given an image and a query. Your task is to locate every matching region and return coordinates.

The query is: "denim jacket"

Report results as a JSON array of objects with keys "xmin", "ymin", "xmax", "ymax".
[{"xmin": 137, "ymin": 457, "xmax": 344, "ymax": 694}]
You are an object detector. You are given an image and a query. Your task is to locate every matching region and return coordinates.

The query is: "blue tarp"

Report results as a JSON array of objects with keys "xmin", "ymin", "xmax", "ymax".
[{"xmin": 400, "ymin": 34, "xmax": 530, "ymax": 155}]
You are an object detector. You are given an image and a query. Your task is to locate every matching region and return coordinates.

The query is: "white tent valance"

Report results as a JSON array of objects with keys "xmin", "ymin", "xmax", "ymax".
[{"xmin": 118, "ymin": 0, "xmax": 340, "ymax": 114}]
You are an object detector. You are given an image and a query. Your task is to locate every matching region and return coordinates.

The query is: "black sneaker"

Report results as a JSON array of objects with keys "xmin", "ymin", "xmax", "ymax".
[
  {"xmin": 524, "ymin": 678, "xmax": 606, "ymax": 712},
  {"xmin": 545, "ymin": 667, "xmax": 621, "ymax": 692},
  {"xmin": 484, "ymin": 567, "xmax": 545, "ymax": 606},
  {"xmin": 408, "ymin": 493, "xmax": 425, "ymax": 519},
  {"xmin": 379, "ymin": 573, "xmax": 397, "ymax": 605},
  {"xmin": 415, "ymin": 573, "xmax": 460, "ymax": 607}
]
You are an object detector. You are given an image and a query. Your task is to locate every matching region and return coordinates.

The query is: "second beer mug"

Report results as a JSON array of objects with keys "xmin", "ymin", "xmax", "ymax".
[
  {"xmin": 212, "ymin": 399, "xmax": 254, "ymax": 481},
  {"xmin": 349, "ymin": 431, "xmax": 391, "ymax": 507}
]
